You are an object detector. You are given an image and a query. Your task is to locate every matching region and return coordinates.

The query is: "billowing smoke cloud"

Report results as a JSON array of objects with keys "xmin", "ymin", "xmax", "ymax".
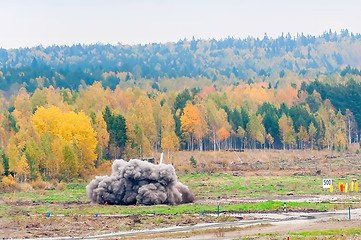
[{"xmin": 86, "ymin": 159, "xmax": 194, "ymax": 205}]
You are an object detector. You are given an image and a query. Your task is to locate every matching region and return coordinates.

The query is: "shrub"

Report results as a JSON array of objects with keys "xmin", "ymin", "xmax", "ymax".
[
  {"xmin": 31, "ymin": 179, "xmax": 52, "ymax": 190},
  {"xmin": 56, "ymin": 182, "xmax": 66, "ymax": 191},
  {"xmin": 176, "ymin": 164, "xmax": 191, "ymax": 174},
  {"xmin": 1, "ymin": 175, "xmax": 16, "ymax": 192},
  {"xmin": 94, "ymin": 160, "xmax": 113, "ymax": 176},
  {"xmin": 16, "ymin": 182, "xmax": 33, "ymax": 192},
  {"xmin": 190, "ymin": 156, "xmax": 197, "ymax": 168},
  {"xmin": 356, "ymin": 149, "xmax": 359, "ymax": 154}
]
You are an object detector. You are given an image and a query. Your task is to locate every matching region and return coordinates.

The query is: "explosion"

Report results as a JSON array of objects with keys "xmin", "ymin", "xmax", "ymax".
[{"xmin": 86, "ymin": 159, "xmax": 194, "ymax": 205}]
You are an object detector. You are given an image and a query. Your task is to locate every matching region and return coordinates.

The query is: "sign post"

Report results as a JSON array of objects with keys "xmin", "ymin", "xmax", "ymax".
[{"xmin": 323, "ymin": 179, "xmax": 332, "ymax": 189}]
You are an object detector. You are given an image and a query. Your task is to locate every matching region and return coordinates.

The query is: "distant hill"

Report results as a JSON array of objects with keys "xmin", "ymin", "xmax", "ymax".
[
  {"xmin": 1, "ymin": 30, "xmax": 361, "ymax": 93},
  {"xmin": 1, "ymin": 31, "xmax": 361, "ymax": 182}
]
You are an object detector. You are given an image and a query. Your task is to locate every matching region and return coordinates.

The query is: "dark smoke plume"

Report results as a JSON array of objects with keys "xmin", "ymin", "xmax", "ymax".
[{"xmin": 86, "ymin": 159, "xmax": 194, "ymax": 205}]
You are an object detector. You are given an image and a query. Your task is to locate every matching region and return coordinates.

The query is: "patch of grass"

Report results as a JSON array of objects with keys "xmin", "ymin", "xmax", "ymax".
[
  {"xmin": 1, "ymin": 174, "xmax": 359, "ymax": 223},
  {"xmin": 179, "ymin": 173, "xmax": 361, "ymax": 198},
  {"xmin": 255, "ymin": 233, "xmax": 282, "ymax": 237},
  {"xmin": 1, "ymin": 182, "xmax": 88, "ymax": 202},
  {"xmin": 0, "ymin": 174, "xmax": 358, "ymax": 221},
  {"xmin": 0, "ymin": 200, "xmax": 338, "ymax": 220},
  {"xmin": 289, "ymin": 227, "xmax": 361, "ymax": 236},
  {"xmin": 65, "ymin": 201, "xmax": 334, "ymax": 215},
  {"xmin": 2, "ymin": 174, "xmax": 360, "ymax": 204}
]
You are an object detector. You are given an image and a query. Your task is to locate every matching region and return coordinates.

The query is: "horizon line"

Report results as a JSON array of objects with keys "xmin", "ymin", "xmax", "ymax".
[{"xmin": 2, "ymin": 29, "xmax": 359, "ymax": 50}]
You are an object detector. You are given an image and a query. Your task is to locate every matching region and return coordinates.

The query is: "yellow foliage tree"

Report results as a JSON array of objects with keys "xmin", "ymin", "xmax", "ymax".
[
  {"xmin": 31, "ymin": 106, "xmax": 98, "ymax": 177},
  {"xmin": 0, "ymin": 160, "xmax": 4, "ymax": 176},
  {"xmin": 308, "ymin": 122, "xmax": 317, "ymax": 150},
  {"xmin": 133, "ymin": 96, "xmax": 157, "ymax": 150},
  {"xmin": 46, "ymin": 86, "xmax": 64, "ymax": 108},
  {"xmin": 77, "ymin": 81, "xmax": 109, "ymax": 114},
  {"xmin": 266, "ymin": 133, "xmax": 274, "ymax": 149},
  {"xmin": 243, "ymin": 84, "xmax": 275, "ymax": 105},
  {"xmin": 335, "ymin": 129, "xmax": 347, "ymax": 151},
  {"xmin": 205, "ymin": 100, "xmax": 230, "ymax": 151},
  {"xmin": 278, "ymin": 114, "xmax": 295, "ymax": 150},
  {"xmin": 1, "ymin": 175, "xmax": 16, "ymax": 192},
  {"xmin": 95, "ymin": 112, "xmax": 109, "ymax": 164},
  {"xmin": 31, "ymin": 88, "xmax": 48, "ymax": 109},
  {"xmin": 0, "ymin": 114, "xmax": 11, "ymax": 149},
  {"xmin": 161, "ymin": 131, "xmax": 179, "ymax": 159},
  {"xmin": 160, "ymin": 104, "xmax": 175, "ymax": 133},
  {"xmin": 13, "ymin": 87, "xmax": 32, "ymax": 129},
  {"xmin": 7, "ymin": 140, "xmax": 21, "ymax": 174},
  {"xmin": 157, "ymin": 103, "xmax": 179, "ymax": 156},
  {"xmin": 63, "ymin": 144, "xmax": 79, "ymax": 179},
  {"xmin": 16, "ymin": 154, "xmax": 30, "ymax": 183},
  {"xmin": 50, "ymin": 137, "xmax": 64, "ymax": 179},
  {"xmin": 297, "ymin": 126, "xmax": 309, "ymax": 149},
  {"xmin": 246, "ymin": 114, "xmax": 265, "ymax": 148}
]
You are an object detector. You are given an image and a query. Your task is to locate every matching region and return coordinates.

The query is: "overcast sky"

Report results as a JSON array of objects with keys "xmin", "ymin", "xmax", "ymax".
[{"xmin": 1, "ymin": 0, "xmax": 360, "ymax": 49}]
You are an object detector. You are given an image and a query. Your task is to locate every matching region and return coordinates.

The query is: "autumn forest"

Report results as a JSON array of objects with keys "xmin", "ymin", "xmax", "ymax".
[{"xmin": 1, "ymin": 30, "xmax": 361, "ymax": 184}]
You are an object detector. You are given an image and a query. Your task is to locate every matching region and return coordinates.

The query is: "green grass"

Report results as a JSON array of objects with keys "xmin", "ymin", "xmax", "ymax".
[
  {"xmin": 254, "ymin": 233, "xmax": 282, "ymax": 237},
  {"xmin": 1, "ymin": 182, "xmax": 88, "ymax": 202},
  {"xmin": 0, "ymin": 200, "xmax": 336, "ymax": 218},
  {"xmin": 2, "ymin": 174, "xmax": 360, "ymax": 203},
  {"xmin": 38, "ymin": 187, "xmax": 87, "ymax": 202},
  {"xmin": 1, "ymin": 174, "xmax": 360, "ymax": 220},
  {"xmin": 1, "ymin": 173, "xmax": 361, "ymax": 239},
  {"xmin": 179, "ymin": 173, "xmax": 361, "ymax": 198},
  {"xmin": 289, "ymin": 227, "xmax": 361, "ymax": 236}
]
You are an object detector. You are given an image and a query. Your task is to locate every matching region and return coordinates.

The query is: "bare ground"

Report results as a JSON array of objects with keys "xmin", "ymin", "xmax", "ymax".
[
  {"xmin": 93, "ymin": 208, "xmax": 361, "ymax": 240},
  {"xmin": 2, "ymin": 150, "xmax": 361, "ymax": 239},
  {"xmin": 152, "ymin": 220, "xmax": 361, "ymax": 240},
  {"xmin": 0, "ymin": 200, "xmax": 237, "ymax": 239},
  {"xmin": 2, "ymin": 199, "xmax": 361, "ymax": 239}
]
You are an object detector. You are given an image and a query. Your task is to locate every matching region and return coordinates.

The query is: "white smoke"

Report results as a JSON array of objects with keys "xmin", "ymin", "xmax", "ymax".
[{"xmin": 86, "ymin": 159, "xmax": 194, "ymax": 205}]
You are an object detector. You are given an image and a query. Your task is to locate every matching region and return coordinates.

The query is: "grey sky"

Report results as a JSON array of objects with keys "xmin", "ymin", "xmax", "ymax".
[{"xmin": 1, "ymin": 0, "xmax": 360, "ymax": 49}]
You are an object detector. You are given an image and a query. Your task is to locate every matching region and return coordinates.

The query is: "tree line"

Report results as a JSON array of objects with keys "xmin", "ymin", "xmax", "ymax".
[
  {"xmin": 1, "ymin": 30, "xmax": 361, "ymax": 93},
  {"xmin": 0, "ymin": 80, "xmax": 357, "ymax": 183}
]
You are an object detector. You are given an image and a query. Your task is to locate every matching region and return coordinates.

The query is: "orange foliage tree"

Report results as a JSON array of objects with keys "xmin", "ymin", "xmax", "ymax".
[{"xmin": 180, "ymin": 103, "xmax": 207, "ymax": 151}]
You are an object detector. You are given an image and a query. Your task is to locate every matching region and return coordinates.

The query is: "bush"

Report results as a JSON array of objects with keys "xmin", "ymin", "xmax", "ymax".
[
  {"xmin": 1, "ymin": 175, "xmax": 16, "ymax": 192},
  {"xmin": 94, "ymin": 160, "xmax": 113, "ymax": 176},
  {"xmin": 16, "ymin": 182, "xmax": 33, "ymax": 192},
  {"xmin": 31, "ymin": 179, "xmax": 52, "ymax": 190},
  {"xmin": 190, "ymin": 156, "xmax": 197, "ymax": 168},
  {"xmin": 55, "ymin": 182, "xmax": 66, "ymax": 191},
  {"xmin": 356, "ymin": 149, "xmax": 359, "ymax": 154},
  {"xmin": 176, "ymin": 164, "xmax": 190, "ymax": 174}
]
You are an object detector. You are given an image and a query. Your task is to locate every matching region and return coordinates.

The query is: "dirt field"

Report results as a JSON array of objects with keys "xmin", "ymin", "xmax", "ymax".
[
  {"xmin": 1, "ymin": 194, "xmax": 360, "ymax": 239},
  {"xmin": 96, "ymin": 208, "xmax": 361, "ymax": 239},
  {"xmin": 155, "ymin": 220, "xmax": 361, "ymax": 240},
  {"xmin": 0, "ymin": 200, "xmax": 238, "ymax": 239},
  {"xmin": 2, "ymin": 150, "xmax": 361, "ymax": 239},
  {"xmin": 170, "ymin": 149, "xmax": 361, "ymax": 177}
]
